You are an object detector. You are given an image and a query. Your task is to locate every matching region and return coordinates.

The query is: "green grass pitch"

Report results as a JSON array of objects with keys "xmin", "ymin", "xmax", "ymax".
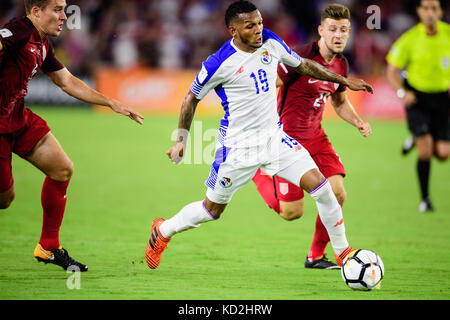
[{"xmin": 0, "ymin": 107, "xmax": 449, "ymax": 300}]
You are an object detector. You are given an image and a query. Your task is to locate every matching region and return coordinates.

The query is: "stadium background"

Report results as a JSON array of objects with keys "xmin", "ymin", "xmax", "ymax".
[
  {"xmin": 1, "ymin": 0, "xmax": 448, "ymax": 116},
  {"xmin": 0, "ymin": 0, "xmax": 449, "ymax": 301}
]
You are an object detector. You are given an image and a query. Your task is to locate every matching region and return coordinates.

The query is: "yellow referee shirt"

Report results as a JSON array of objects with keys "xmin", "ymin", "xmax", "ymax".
[{"xmin": 386, "ymin": 21, "xmax": 450, "ymax": 93}]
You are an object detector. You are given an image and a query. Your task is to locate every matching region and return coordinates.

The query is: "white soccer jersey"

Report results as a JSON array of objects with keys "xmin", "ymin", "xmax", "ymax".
[{"xmin": 190, "ymin": 29, "xmax": 302, "ymax": 148}]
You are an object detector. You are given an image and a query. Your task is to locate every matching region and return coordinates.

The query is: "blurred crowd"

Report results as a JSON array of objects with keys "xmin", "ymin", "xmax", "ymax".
[{"xmin": 0, "ymin": 0, "xmax": 449, "ymax": 76}]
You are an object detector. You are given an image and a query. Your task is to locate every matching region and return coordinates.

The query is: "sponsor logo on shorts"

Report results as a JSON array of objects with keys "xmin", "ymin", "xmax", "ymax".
[{"xmin": 219, "ymin": 177, "xmax": 232, "ymax": 188}]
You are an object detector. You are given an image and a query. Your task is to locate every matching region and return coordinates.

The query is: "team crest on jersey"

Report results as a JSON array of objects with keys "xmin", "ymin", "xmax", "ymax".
[
  {"xmin": 219, "ymin": 177, "xmax": 232, "ymax": 188},
  {"xmin": 261, "ymin": 50, "xmax": 272, "ymax": 64}
]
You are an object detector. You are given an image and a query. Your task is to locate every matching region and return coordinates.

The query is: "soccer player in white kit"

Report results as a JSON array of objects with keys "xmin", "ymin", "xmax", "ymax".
[{"xmin": 145, "ymin": 0, "xmax": 373, "ymax": 270}]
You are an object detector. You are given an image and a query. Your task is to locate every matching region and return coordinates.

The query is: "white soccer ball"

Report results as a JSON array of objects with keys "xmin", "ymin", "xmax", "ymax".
[{"xmin": 341, "ymin": 249, "xmax": 384, "ymax": 291}]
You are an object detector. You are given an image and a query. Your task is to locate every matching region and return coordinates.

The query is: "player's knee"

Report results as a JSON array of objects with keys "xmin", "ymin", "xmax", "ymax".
[
  {"xmin": 334, "ymin": 189, "xmax": 347, "ymax": 207},
  {"xmin": 0, "ymin": 192, "xmax": 15, "ymax": 209},
  {"xmin": 49, "ymin": 160, "xmax": 74, "ymax": 181},
  {"xmin": 279, "ymin": 207, "xmax": 304, "ymax": 221},
  {"xmin": 435, "ymin": 153, "xmax": 448, "ymax": 161},
  {"xmin": 416, "ymin": 138, "xmax": 434, "ymax": 159},
  {"xmin": 434, "ymin": 145, "xmax": 449, "ymax": 161}
]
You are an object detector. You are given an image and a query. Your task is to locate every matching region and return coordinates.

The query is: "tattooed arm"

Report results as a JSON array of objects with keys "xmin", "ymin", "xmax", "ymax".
[
  {"xmin": 166, "ymin": 91, "xmax": 200, "ymax": 164},
  {"xmin": 294, "ymin": 58, "xmax": 373, "ymax": 93}
]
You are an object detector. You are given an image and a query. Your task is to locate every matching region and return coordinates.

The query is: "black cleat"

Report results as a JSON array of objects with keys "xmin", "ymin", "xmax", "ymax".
[
  {"xmin": 419, "ymin": 197, "xmax": 434, "ymax": 213},
  {"xmin": 304, "ymin": 255, "xmax": 340, "ymax": 270},
  {"xmin": 34, "ymin": 243, "xmax": 88, "ymax": 272},
  {"xmin": 402, "ymin": 136, "xmax": 414, "ymax": 156}
]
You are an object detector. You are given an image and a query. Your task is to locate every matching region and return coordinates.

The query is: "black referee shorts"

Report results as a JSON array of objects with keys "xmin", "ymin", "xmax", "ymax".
[{"xmin": 404, "ymin": 82, "xmax": 450, "ymax": 141}]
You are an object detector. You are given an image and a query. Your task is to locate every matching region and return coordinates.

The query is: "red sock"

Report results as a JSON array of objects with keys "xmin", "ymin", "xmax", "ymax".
[
  {"xmin": 252, "ymin": 168, "xmax": 280, "ymax": 214},
  {"xmin": 39, "ymin": 177, "xmax": 70, "ymax": 250},
  {"xmin": 307, "ymin": 214, "xmax": 330, "ymax": 260}
]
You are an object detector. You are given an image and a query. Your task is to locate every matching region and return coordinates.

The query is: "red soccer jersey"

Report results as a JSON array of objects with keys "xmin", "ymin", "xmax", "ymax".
[
  {"xmin": 277, "ymin": 41, "xmax": 348, "ymax": 141},
  {"xmin": 0, "ymin": 16, "xmax": 64, "ymax": 134}
]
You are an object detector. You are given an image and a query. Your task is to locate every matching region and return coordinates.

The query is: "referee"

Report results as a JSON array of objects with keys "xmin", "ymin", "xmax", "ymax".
[{"xmin": 386, "ymin": 0, "xmax": 449, "ymax": 212}]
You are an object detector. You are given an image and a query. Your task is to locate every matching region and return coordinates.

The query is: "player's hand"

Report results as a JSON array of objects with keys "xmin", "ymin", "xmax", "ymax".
[
  {"xmin": 166, "ymin": 142, "xmax": 185, "ymax": 164},
  {"xmin": 357, "ymin": 121, "xmax": 372, "ymax": 137},
  {"xmin": 403, "ymin": 90, "xmax": 417, "ymax": 108},
  {"xmin": 108, "ymin": 99, "xmax": 144, "ymax": 125},
  {"xmin": 345, "ymin": 78, "xmax": 374, "ymax": 94}
]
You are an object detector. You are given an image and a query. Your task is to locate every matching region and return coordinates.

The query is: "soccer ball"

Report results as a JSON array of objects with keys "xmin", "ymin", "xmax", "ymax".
[{"xmin": 341, "ymin": 249, "xmax": 384, "ymax": 291}]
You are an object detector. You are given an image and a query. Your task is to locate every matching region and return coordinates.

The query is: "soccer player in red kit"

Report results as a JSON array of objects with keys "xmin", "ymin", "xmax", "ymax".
[
  {"xmin": 252, "ymin": 4, "xmax": 371, "ymax": 269},
  {"xmin": 0, "ymin": 0, "xmax": 144, "ymax": 271}
]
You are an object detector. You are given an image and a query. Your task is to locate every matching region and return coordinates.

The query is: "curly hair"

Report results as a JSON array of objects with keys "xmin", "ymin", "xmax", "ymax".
[{"xmin": 225, "ymin": 1, "xmax": 258, "ymax": 27}]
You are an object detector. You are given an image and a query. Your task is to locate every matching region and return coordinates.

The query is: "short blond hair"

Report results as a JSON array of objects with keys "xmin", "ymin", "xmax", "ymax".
[{"xmin": 321, "ymin": 4, "xmax": 351, "ymax": 22}]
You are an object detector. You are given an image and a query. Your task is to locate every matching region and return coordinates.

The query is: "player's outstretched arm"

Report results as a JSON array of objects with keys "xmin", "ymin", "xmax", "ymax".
[
  {"xmin": 295, "ymin": 58, "xmax": 373, "ymax": 93},
  {"xmin": 166, "ymin": 91, "xmax": 200, "ymax": 164},
  {"xmin": 46, "ymin": 68, "xmax": 144, "ymax": 124},
  {"xmin": 330, "ymin": 91, "xmax": 371, "ymax": 137}
]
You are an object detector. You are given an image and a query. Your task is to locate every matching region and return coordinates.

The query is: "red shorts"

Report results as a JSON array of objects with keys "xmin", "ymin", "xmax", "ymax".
[
  {"xmin": 0, "ymin": 109, "xmax": 50, "ymax": 192},
  {"xmin": 274, "ymin": 135, "xmax": 345, "ymax": 202}
]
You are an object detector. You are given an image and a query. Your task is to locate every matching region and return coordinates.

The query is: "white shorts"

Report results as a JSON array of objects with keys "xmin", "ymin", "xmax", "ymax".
[{"xmin": 205, "ymin": 127, "xmax": 318, "ymax": 204}]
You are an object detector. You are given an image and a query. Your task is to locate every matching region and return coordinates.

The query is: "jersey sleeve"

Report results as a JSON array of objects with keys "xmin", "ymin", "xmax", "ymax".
[
  {"xmin": 277, "ymin": 63, "xmax": 299, "ymax": 86},
  {"xmin": 0, "ymin": 18, "xmax": 33, "ymax": 52},
  {"xmin": 263, "ymin": 29, "xmax": 302, "ymax": 68},
  {"xmin": 41, "ymin": 41, "xmax": 64, "ymax": 73},
  {"xmin": 190, "ymin": 54, "xmax": 223, "ymax": 100},
  {"xmin": 386, "ymin": 32, "xmax": 411, "ymax": 69}
]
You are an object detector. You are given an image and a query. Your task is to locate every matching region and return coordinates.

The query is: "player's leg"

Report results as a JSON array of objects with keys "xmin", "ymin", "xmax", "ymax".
[
  {"xmin": 402, "ymin": 135, "xmax": 415, "ymax": 156},
  {"xmin": 21, "ymin": 129, "xmax": 87, "ymax": 271},
  {"xmin": 252, "ymin": 168, "xmax": 305, "ymax": 220},
  {"xmin": 159, "ymin": 198, "xmax": 225, "ymax": 239},
  {"xmin": 275, "ymin": 176, "xmax": 305, "ymax": 221},
  {"xmin": 305, "ymin": 174, "xmax": 346, "ymax": 269},
  {"xmin": 0, "ymin": 135, "xmax": 15, "ymax": 209},
  {"xmin": 432, "ymin": 93, "xmax": 449, "ymax": 161},
  {"xmin": 263, "ymin": 130, "xmax": 353, "ymax": 266},
  {"xmin": 252, "ymin": 168, "xmax": 280, "ymax": 214},
  {"xmin": 275, "ymin": 163, "xmax": 352, "ymax": 266},
  {"xmin": 328, "ymin": 175, "xmax": 346, "ymax": 207},
  {"xmin": 145, "ymin": 197, "xmax": 225, "ymax": 269},
  {"xmin": 145, "ymin": 145, "xmax": 258, "ymax": 269},
  {"xmin": 279, "ymin": 199, "xmax": 304, "ymax": 221},
  {"xmin": 415, "ymin": 134, "xmax": 434, "ymax": 212},
  {"xmin": 0, "ymin": 153, "xmax": 14, "ymax": 213},
  {"xmin": 25, "ymin": 132, "xmax": 74, "ymax": 249},
  {"xmin": 301, "ymin": 169, "xmax": 353, "ymax": 266},
  {"xmin": 434, "ymin": 140, "xmax": 449, "ymax": 161},
  {"xmin": 405, "ymin": 94, "xmax": 436, "ymax": 212},
  {"xmin": 304, "ymin": 139, "xmax": 347, "ymax": 268},
  {"xmin": 0, "ymin": 186, "xmax": 15, "ymax": 209}
]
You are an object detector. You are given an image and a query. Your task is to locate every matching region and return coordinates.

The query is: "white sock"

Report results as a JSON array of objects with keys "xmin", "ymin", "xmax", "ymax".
[
  {"xmin": 159, "ymin": 200, "xmax": 217, "ymax": 238},
  {"xmin": 309, "ymin": 179, "xmax": 349, "ymax": 255}
]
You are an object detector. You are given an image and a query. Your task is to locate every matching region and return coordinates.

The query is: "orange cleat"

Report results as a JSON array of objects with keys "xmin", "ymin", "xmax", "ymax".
[
  {"xmin": 334, "ymin": 247, "xmax": 357, "ymax": 267},
  {"xmin": 34, "ymin": 243, "xmax": 88, "ymax": 271},
  {"xmin": 145, "ymin": 218, "xmax": 171, "ymax": 269}
]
